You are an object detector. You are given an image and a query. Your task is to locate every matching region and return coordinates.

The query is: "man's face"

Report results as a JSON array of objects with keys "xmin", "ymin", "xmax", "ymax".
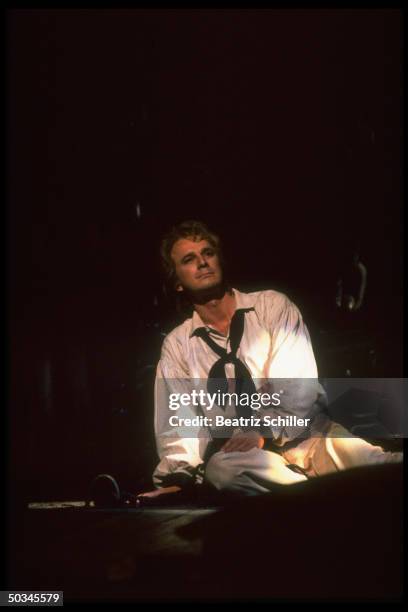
[{"xmin": 170, "ymin": 237, "xmax": 223, "ymax": 293}]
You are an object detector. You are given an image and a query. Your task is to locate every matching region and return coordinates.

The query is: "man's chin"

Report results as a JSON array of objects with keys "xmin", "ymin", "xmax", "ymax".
[{"xmin": 187, "ymin": 280, "xmax": 227, "ymax": 303}]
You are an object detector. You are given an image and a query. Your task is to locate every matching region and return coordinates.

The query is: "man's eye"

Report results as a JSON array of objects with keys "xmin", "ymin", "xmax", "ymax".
[{"xmin": 204, "ymin": 250, "xmax": 214, "ymax": 256}]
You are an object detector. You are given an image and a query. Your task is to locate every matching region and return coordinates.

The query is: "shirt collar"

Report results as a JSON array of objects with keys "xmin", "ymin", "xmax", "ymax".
[{"xmin": 189, "ymin": 288, "xmax": 256, "ymax": 338}]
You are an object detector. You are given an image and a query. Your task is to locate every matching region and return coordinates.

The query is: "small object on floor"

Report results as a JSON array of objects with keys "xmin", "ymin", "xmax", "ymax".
[
  {"xmin": 89, "ymin": 474, "xmax": 121, "ymax": 507},
  {"xmin": 89, "ymin": 474, "xmax": 138, "ymax": 508}
]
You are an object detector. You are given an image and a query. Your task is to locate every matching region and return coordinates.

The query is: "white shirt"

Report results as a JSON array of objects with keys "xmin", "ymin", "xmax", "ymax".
[{"xmin": 153, "ymin": 288, "xmax": 328, "ymax": 487}]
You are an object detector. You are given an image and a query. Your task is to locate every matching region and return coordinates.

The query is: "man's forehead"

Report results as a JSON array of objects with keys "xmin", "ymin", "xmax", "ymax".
[{"xmin": 171, "ymin": 237, "xmax": 211, "ymax": 259}]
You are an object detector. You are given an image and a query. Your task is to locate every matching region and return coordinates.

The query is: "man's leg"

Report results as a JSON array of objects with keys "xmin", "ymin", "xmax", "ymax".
[
  {"xmin": 205, "ymin": 447, "xmax": 307, "ymax": 495},
  {"xmin": 282, "ymin": 421, "xmax": 403, "ymax": 477}
]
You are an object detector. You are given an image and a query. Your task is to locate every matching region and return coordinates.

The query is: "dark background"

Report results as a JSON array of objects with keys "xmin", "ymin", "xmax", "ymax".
[{"xmin": 7, "ymin": 9, "xmax": 403, "ymax": 499}]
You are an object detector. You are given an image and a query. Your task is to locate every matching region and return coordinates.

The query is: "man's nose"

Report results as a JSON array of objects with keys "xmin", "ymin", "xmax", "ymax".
[{"xmin": 197, "ymin": 256, "xmax": 209, "ymax": 268}]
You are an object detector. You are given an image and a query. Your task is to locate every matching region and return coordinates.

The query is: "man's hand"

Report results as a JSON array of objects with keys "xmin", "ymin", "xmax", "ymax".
[
  {"xmin": 222, "ymin": 431, "xmax": 265, "ymax": 453},
  {"xmin": 137, "ymin": 485, "xmax": 181, "ymax": 499}
]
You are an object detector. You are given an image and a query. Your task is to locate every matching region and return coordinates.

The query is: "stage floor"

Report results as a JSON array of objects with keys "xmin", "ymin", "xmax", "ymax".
[{"xmin": 7, "ymin": 464, "xmax": 404, "ymax": 602}]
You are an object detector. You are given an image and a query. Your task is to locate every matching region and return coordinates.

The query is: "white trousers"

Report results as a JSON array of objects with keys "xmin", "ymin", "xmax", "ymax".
[{"xmin": 205, "ymin": 422, "xmax": 403, "ymax": 495}]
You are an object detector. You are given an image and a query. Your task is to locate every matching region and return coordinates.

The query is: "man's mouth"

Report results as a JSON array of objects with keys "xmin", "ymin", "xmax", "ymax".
[{"xmin": 197, "ymin": 271, "xmax": 214, "ymax": 279}]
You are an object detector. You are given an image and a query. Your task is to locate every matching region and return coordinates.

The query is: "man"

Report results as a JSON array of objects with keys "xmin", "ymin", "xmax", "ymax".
[{"xmin": 139, "ymin": 220, "xmax": 402, "ymax": 502}]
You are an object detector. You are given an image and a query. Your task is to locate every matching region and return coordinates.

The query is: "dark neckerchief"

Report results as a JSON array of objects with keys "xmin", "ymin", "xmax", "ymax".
[{"xmin": 192, "ymin": 307, "xmax": 256, "ymax": 417}]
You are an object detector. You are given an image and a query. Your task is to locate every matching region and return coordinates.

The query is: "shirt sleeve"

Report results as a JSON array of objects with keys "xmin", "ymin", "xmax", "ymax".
[
  {"xmin": 153, "ymin": 336, "xmax": 210, "ymax": 489},
  {"xmin": 260, "ymin": 293, "xmax": 328, "ymax": 445}
]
